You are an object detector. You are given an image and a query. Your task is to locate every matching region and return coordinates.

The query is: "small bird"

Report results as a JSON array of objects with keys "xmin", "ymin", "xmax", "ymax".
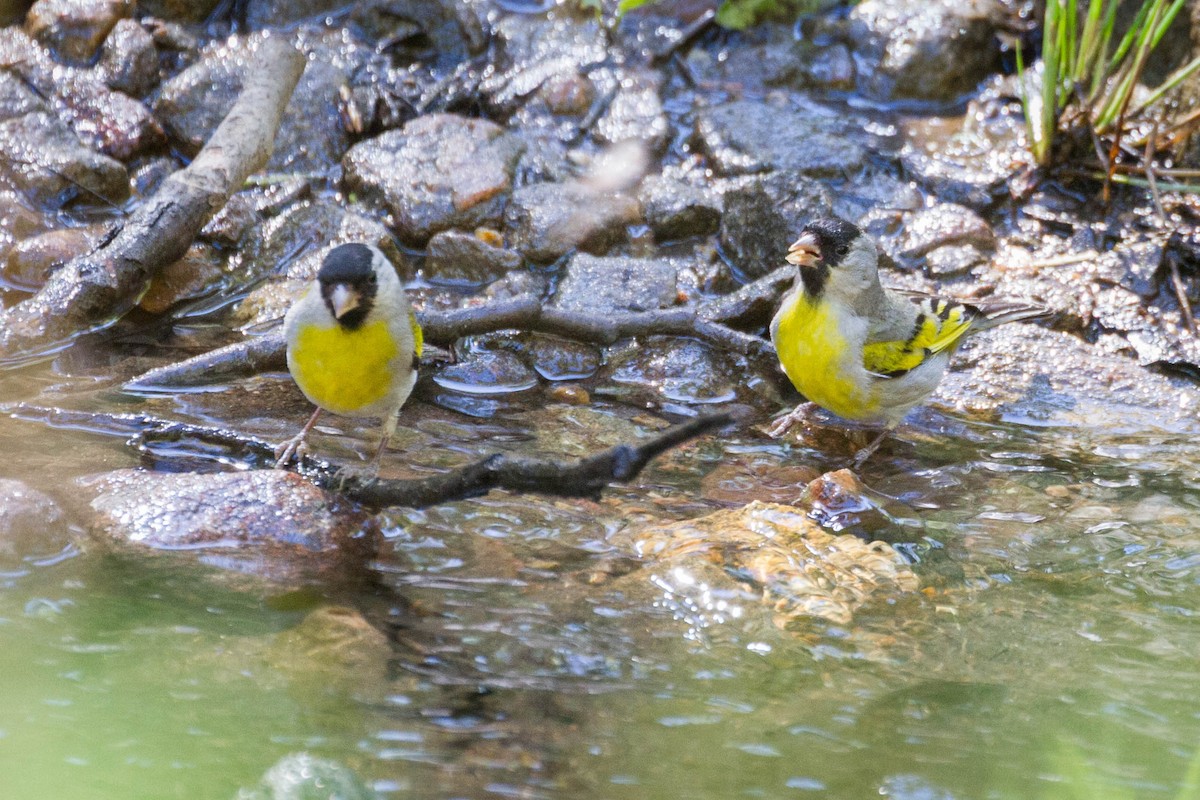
[
  {"xmin": 768, "ymin": 218, "xmax": 1047, "ymax": 466},
  {"xmin": 274, "ymin": 242, "xmax": 422, "ymax": 469}
]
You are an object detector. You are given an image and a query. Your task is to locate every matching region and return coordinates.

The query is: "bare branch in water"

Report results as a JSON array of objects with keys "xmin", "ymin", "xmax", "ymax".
[{"xmin": 8, "ymin": 404, "xmax": 731, "ymax": 510}]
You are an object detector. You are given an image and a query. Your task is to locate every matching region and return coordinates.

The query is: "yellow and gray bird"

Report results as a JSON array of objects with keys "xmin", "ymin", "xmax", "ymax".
[
  {"xmin": 769, "ymin": 218, "xmax": 1047, "ymax": 466},
  {"xmin": 274, "ymin": 242, "xmax": 423, "ymax": 469}
]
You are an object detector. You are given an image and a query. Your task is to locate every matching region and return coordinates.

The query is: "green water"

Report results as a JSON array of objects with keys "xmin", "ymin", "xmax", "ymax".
[{"xmin": 2, "ymin": 404, "xmax": 1198, "ymax": 799}]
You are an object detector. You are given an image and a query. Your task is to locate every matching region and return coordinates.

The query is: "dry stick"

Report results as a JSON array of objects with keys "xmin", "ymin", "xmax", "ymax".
[
  {"xmin": 8, "ymin": 403, "xmax": 731, "ymax": 510},
  {"xmin": 123, "ymin": 266, "xmax": 796, "ymax": 392},
  {"xmin": 0, "ymin": 36, "xmax": 306, "ymax": 365}
]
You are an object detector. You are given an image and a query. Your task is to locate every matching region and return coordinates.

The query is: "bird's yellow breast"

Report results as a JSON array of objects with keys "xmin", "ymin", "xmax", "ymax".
[
  {"xmin": 773, "ymin": 293, "xmax": 877, "ymax": 421},
  {"xmin": 289, "ymin": 319, "xmax": 398, "ymax": 416}
]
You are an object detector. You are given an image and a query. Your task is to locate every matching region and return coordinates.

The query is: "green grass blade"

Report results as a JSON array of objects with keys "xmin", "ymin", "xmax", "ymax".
[
  {"xmin": 1131, "ymin": 55, "xmax": 1200, "ymax": 116},
  {"xmin": 1107, "ymin": 0, "xmax": 1155, "ymax": 72}
]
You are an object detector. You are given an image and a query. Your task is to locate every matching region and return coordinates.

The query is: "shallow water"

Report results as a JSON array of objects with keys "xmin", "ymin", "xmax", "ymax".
[{"xmin": 2, "ymin": 367, "xmax": 1198, "ymax": 799}]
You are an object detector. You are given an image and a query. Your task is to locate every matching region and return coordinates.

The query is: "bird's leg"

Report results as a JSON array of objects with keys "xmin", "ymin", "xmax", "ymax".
[
  {"xmin": 850, "ymin": 426, "xmax": 893, "ymax": 470},
  {"xmin": 767, "ymin": 402, "xmax": 818, "ymax": 439},
  {"xmin": 369, "ymin": 410, "xmax": 400, "ymax": 468},
  {"xmin": 274, "ymin": 407, "xmax": 322, "ymax": 469}
]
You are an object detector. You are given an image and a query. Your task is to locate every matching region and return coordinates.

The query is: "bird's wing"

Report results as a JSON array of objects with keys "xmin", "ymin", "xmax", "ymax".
[{"xmin": 862, "ymin": 297, "xmax": 977, "ymax": 378}]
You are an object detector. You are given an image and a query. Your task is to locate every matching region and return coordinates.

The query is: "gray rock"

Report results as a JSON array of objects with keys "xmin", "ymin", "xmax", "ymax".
[
  {"xmin": 434, "ymin": 349, "xmax": 538, "ymax": 395},
  {"xmin": 934, "ymin": 325, "xmax": 1200, "ymax": 433},
  {"xmin": 924, "ymin": 244, "xmax": 988, "ymax": 278},
  {"xmin": 848, "ymin": 0, "xmax": 1001, "ymax": 102},
  {"xmin": 899, "ymin": 203, "xmax": 994, "ymax": 259},
  {"xmin": 236, "ymin": 752, "xmax": 374, "ymax": 800},
  {"xmin": 527, "ymin": 334, "xmax": 601, "ymax": 381},
  {"xmin": 695, "ymin": 100, "xmax": 867, "ymax": 178},
  {"xmin": 0, "ymin": 189, "xmax": 48, "ymax": 264},
  {"xmin": 154, "ymin": 32, "xmax": 353, "ymax": 173},
  {"xmin": 697, "ymin": 39, "xmax": 855, "ymax": 93},
  {"xmin": 344, "ymin": 113, "xmax": 525, "ymax": 244},
  {"xmin": 639, "ymin": 174, "xmax": 720, "ymax": 241},
  {"xmin": 25, "ymin": 0, "xmax": 133, "ymax": 65},
  {"xmin": 0, "ymin": 110, "xmax": 128, "ymax": 206},
  {"xmin": 552, "ymin": 252, "xmax": 678, "ymax": 314},
  {"xmin": 78, "ymin": 469, "xmax": 372, "ymax": 555},
  {"xmin": 718, "ymin": 171, "xmax": 833, "ymax": 278},
  {"xmin": 483, "ymin": 13, "xmax": 608, "ymax": 116},
  {"xmin": 829, "ymin": 168, "xmax": 923, "ymax": 224},
  {"xmin": 0, "ymin": 479, "xmax": 69, "ymax": 563},
  {"xmin": 0, "ymin": 28, "xmax": 164, "ymax": 161},
  {"xmin": 346, "ymin": 0, "xmax": 472, "ymax": 65},
  {"xmin": 0, "ymin": 70, "xmax": 48, "ymax": 121},
  {"xmin": 426, "ymin": 229, "xmax": 523, "ymax": 285},
  {"xmin": 593, "ymin": 68, "xmax": 668, "ymax": 154},
  {"xmin": 900, "ymin": 136, "xmax": 1010, "ymax": 210},
  {"xmin": 603, "ymin": 336, "xmax": 738, "ymax": 406},
  {"xmin": 504, "ymin": 181, "xmax": 640, "ymax": 263},
  {"xmin": 97, "ymin": 18, "xmax": 159, "ymax": 98}
]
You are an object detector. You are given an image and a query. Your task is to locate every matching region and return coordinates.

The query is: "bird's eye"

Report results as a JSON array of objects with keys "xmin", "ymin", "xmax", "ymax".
[{"xmin": 835, "ymin": 245, "xmax": 850, "ymax": 256}]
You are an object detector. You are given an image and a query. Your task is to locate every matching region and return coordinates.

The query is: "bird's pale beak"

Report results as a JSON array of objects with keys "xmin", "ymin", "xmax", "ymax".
[
  {"xmin": 785, "ymin": 232, "xmax": 820, "ymax": 268},
  {"xmin": 329, "ymin": 284, "xmax": 361, "ymax": 320}
]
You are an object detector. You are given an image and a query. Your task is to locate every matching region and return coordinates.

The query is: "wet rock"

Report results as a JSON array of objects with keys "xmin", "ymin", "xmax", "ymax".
[
  {"xmin": 344, "ymin": 113, "xmax": 525, "ymax": 244},
  {"xmin": 0, "ymin": 479, "xmax": 69, "ymax": 563},
  {"xmin": 638, "ymin": 174, "xmax": 720, "ymax": 241},
  {"xmin": 0, "ymin": 189, "xmax": 49, "ymax": 267},
  {"xmin": 552, "ymin": 252, "xmax": 678, "ymax": 313},
  {"xmin": 0, "ymin": 70, "xmax": 48, "ymax": 121},
  {"xmin": 237, "ymin": 752, "xmax": 374, "ymax": 800},
  {"xmin": 848, "ymin": 0, "xmax": 1001, "ymax": 103},
  {"xmin": 0, "ymin": 110, "xmax": 129, "ymax": 206},
  {"xmin": 540, "ymin": 71, "xmax": 594, "ymax": 116},
  {"xmin": 2, "ymin": 224, "xmax": 104, "ymax": 291},
  {"xmin": 798, "ymin": 469, "xmax": 923, "ymax": 542},
  {"xmin": 199, "ymin": 191, "xmax": 257, "ymax": 247},
  {"xmin": 527, "ymin": 334, "xmax": 601, "ymax": 381},
  {"xmin": 718, "ymin": 171, "xmax": 833, "ymax": 277},
  {"xmin": 137, "ymin": 0, "xmax": 219, "ymax": 22},
  {"xmin": 426, "ymin": 229, "xmax": 523, "ymax": 285},
  {"xmin": 933, "ymin": 325, "xmax": 1200, "ymax": 433},
  {"xmin": 615, "ymin": 501, "xmax": 920, "ymax": 627},
  {"xmin": 97, "ymin": 18, "xmax": 159, "ymax": 97},
  {"xmin": 0, "ymin": 28, "xmax": 163, "ymax": 161},
  {"xmin": 695, "ymin": 99, "xmax": 867, "ymax": 178},
  {"xmin": 899, "ymin": 203, "xmax": 994, "ymax": 259},
  {"xmin": 924, "ymin": 244, "xmax": 988, "ymax": 278},
  {"xmin": 483, "ymin": 13, "xmax": 608, "ymax": 117},
  {"xmin": 548, "ymin": 382, "xmax": 590, "ymax": 405},
  {"xmin": 154, "ymin": 32, "xmax": 352, "ymax": 173},
  {"xmin": 138, "ymin": 242, "xmax": 227, "ymax": 315},
  {"xmin": 434, "ymin": 349, "xmax": 538, "ymax": 395},
  {"xmin": 593, "ymin": 68, "xmax": 668, "ymax": 154},
  {"xmin": 504, "ymin": 181, "xmax": 640, "ymax": 263},
  {"xmin": 603, "ymin": 336, "xmax": 738, "ymax": 406},
  {"xmin": 347, "ymin": 0, "xmax": 472, "ymax": 65},
  {"xmin": 901, "ymin": 115, "xmax": 1017, "ymax": 209},
  {"xmin": 231, "ymin": 278, "xmax": 303, "ymax": 330},
  {"xmin": 830, "ymin": 167, "xmax": 923, "ymax": 224},
  {"xmin": 700, "ymin": 456, "xmax": 821, "ymax": 506},
  {"xmin": 25, "ymin": 0, "xmax": 133, "ymax": 65},
  {"xmin": 78, "ymin": 470, "xmax": 373, "ymax": 574}
]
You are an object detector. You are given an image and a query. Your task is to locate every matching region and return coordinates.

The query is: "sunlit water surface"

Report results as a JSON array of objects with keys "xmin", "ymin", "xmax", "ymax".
[{"xmin": 1, "ymin": 376, "xmax": 1198, "ymax": 800}]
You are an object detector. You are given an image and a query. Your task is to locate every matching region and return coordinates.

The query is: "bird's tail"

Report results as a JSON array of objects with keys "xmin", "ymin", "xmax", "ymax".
[{"xmin": 970, "ymin": 300, "xmax": 1050, "ymax": 331}]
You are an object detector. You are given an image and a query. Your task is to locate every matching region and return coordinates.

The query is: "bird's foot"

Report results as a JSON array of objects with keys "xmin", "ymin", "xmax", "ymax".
[
  {"xmin": 767, "ymin": 402, "xmax": 818, "ymax": 439},
  {"xmin": 273, "ymin": 435, "xmax": 309, "ymax": 469}
]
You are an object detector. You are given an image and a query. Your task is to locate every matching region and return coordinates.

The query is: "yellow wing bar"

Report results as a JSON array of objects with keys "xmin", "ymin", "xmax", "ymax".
[{"xmin": 862, "ymin": 299, "xmax": 976, "ymax": 378}]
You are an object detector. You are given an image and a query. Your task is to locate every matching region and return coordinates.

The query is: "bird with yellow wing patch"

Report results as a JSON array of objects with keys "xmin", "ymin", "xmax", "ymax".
[{"xmin": 769, "ymin": 218, "xmax": 1048, "ymax": 466}]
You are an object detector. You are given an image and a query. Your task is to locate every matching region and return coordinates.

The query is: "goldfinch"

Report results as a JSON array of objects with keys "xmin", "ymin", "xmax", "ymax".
[
  {"xmin": 769, "ymin": 218, "xmax": 1047, "ymax": 465},
  {"xmin": 274, "ymin": 242, "xmax": 423, "ymax": 469}
]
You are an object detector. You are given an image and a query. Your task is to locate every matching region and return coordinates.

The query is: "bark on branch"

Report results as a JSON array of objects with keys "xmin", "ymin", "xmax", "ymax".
[
  {"xmin": 0, "ymin": 36, "xmax": 306, "ymax": 365},
  {"xmin": 123, "ymin": 266, "xmax": 796, "ymax": 391},
  {"xmin": 8, "ymin": 404, "xmax": 730, "ymax": 510}
]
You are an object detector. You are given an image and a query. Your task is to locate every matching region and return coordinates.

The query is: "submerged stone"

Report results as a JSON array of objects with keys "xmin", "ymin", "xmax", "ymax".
[
  {"xmin": 0, "ymin": 478, "xmax": 69, "ymax": 564},
  {"xmin": 235, "ymin": 752, "xmax": 374, "ymax": 800},
  {"xmin": 425, "ymin": 229, "xmax": 523, "ymax": 285},
  {"xmin": 2, "ymin": 224, "xmax": 105, "ymax": 292},
  {"xmin": 616, "ymin": 501, "xmax": 920, "ymax": 627}
]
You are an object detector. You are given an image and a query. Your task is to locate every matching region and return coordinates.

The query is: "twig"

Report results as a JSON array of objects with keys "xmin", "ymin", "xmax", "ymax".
[
  {"xmin": 1143, "ymin": 121, "xmax": 1164, "ymax": 220},
  {"xmin": 1165, "ymin": 247, "xmax": 1197, "ymax": 337},
  {"xmin": 6, "ymin": 403, "xmax": 731, "ymax": 510},
  {"xmin": 123, "ymin": 266, "xmax": 796, "ymax": 392},
  {"xmin": 0, "ymin": 36, "xmax": 305, "ymax": 366}
]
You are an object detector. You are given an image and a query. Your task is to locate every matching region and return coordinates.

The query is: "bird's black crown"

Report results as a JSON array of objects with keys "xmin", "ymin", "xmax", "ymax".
[
  {"xmin": 318, "ymin": 243, "xmax": 377, "ymax": 286},
  {"xmin": 803, "ymin": 218, "xmax": 861, "ymax": 269}
]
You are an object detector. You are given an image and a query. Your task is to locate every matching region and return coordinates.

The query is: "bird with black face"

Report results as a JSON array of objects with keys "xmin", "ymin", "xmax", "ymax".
[
  {"xmin": 274, "ymin": 242, "xmax": 422, "ymax": 469},
  {"xmin": 769, "ymin": 217, "xmax": 1047, "ymax": 467}
]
